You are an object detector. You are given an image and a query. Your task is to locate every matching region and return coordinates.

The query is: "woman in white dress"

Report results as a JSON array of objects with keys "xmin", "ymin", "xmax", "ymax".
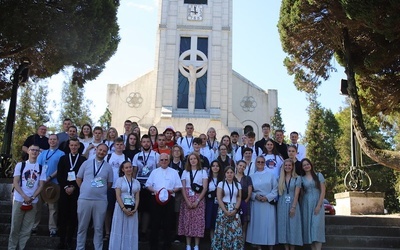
[
  {"xmin": 246, "ymin": 156, "xmax": 278, "ymax": 250},
  {"xmin": 109, "ymin": 161, "xmax": 141, "ymax": 250}
]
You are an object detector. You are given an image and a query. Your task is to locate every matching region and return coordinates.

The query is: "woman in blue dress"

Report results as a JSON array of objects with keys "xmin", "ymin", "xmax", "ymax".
[
  {"xmin": 301, "ymin": 158, "xmax": 326, "ymax": 250},
  {"xmin": 277, "ymin": 159, "xmax": 302, "ymax": 249}
]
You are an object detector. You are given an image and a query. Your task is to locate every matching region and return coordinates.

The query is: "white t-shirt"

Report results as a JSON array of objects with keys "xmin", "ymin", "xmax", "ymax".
[
  {"xmin": 263, "ymin": 154, "xmax": 283, "ymax": 180},
  {"xmin": 13, "ymin": 161, "xmax": 46, "ymax": 203},
  {"xmin": 145, "ymin": 167, "xmax": 183, "ymax": 195},
  {"xmin": 181, "ymin": 169, "xmax": 208, "ymax": 188},
  {"xmin": 217, "ymin": 180, "xmax": 242, "ymax": 204},
  {"xmin": 107, "ymin": 153, "xmax": 127, "ymax": 188}
]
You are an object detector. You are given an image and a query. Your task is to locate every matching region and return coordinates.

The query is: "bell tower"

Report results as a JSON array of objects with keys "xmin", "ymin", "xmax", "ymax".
[{"xmin": 107, "ymin": 0, "xmax": 277, "ymax": 137}]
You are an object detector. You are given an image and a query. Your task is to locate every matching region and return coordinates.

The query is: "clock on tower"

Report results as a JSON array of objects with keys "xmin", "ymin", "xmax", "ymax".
[{"xmin": 187, "ymin": 4, "xmax": 203, "ymax": 21}]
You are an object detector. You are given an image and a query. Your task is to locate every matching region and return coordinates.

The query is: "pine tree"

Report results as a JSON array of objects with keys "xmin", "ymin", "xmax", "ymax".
[
  {"xmin": 31, "ymin": 82, "xmax": 51, "ymax": 128},
  {"xmin": 304, "ymin": 94, "xmax": 341, "ymax": 200},
  {"xmin": 59, "ymin": 80, "xmax": 93, "ymax": 129},
  {"xmin": 11, "ymin": 82, "xmax": 51, "ymax": 161},
  {"xmin": 270, "ymin": 107, "xmax": 285, "ymax": 135},
  {"xmin": 98, "ymin": 107, "xmax": 112, "ymax": 130},
  {"xmin": 13, "ymin": 84, "xmax": 36, "ymax": 161}
]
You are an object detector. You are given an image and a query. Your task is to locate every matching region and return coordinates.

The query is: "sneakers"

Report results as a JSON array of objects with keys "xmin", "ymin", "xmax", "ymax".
[
  {"xmin": 194, "ymin": 246, "xmax": 199, "ymax": 250},
  {"xmin": 50, "ymin": 229, "xmax": 57, "ymax": 237},
  {"xmin": 186, "ymin": 245, "xmax": 191, "ymax": 250}
]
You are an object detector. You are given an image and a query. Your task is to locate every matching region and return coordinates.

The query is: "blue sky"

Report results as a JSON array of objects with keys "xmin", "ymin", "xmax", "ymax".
[{"xmin": 49, "ymin": 0, "xmax": 347, "ymax": 137}]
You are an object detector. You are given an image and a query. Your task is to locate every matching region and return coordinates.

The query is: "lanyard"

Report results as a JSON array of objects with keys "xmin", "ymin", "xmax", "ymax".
[
  {"xmin": 211, "ymin": 177, "xmax": 217, "ymax": 189},
  {"xmin": 141, "ymin": 151, "xmax": 151, "ymax": 166},
  {"xmin": 124, "ymin": 176, "xmax": 133, "ymax": 196},
  {"xmin": 285, "ymin": 177, "xmax": 291, "ymax": 195},
  {"xmin": 69, "ymin": 153, "xmax": 79, "ymax": 171},
  {"xmin": 45, "ymin": 149, "xmax": 58, "ymax": 162},
  {"xmin": 246, "ymin": 162, "xmax": 252, "ymax": 176},
  {"xmin": 207, "ymin": 140, "xmax": 215, "ymax": 149},
  {"xmin": 185, "ymin": 137, "xmax": 193, "ymax": 148},
  {"xmin": 226, "ymin": 181, "xmax": 235, "ymax": 203},
  {"xmin": 93, "ymin": 159, "xmax": 104, "ymax": 178}
]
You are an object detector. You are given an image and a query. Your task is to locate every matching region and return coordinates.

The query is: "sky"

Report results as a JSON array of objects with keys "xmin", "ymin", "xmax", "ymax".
[{"xmin": 48, "ymin": 0, "xmax": 348, "ymax": 137}]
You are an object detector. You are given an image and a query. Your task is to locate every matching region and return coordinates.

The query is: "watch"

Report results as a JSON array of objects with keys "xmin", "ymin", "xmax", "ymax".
[{"xmin": 187, "ymin": 4, "xmax": 203, "ymax": 21}]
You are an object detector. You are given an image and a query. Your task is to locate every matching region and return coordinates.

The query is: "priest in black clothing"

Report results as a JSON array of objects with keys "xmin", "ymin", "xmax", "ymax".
[{"xmin": 56, "ymin": 138, "xmax": 87, "ymax": 249}]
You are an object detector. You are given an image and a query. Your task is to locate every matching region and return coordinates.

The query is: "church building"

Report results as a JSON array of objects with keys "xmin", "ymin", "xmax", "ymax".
[{"xmin": 107, "ymin": 0, "xmax": 278, "ymax": 138}]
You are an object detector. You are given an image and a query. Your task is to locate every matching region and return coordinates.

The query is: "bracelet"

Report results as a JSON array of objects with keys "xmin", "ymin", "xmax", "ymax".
[
  {"xmin": 121, "ymin": 206, "xmax": 125, "ymax": 210},
  {"xmin": 30, "ymin": 196, "xmax": 35, "ymax": 200}
]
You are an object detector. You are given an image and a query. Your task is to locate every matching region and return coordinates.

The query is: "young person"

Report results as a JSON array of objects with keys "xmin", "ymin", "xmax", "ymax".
[
  {"xmin": 78, "ymin": 123, "xmax": 93, "ymax": 154},
  {"xmin": 123, "ymin": 133, "xmax": 141, "ymax": 162},
  {"xmin": 263, "ymin": 138, "xmax": 284, "ymax": 180},
  {"xmin": 56, "ymin": 138, "xmax": 87, "ymax": 249},
  {"xmin": 148, "ymin": 126, "xmax": 159, "ymax": 150},
  {"xmin": 235, "ymin": 160, "xmax": 253, "ymax": 240},
  {"xmin": 211, "ymin": 166, "xmax": 244, "ymax": 249},
  {"xmin": 8, "ymin": 145, "xmax": 46, "ymax": 250},
  {"xmin": 104, "ymin": 138, "xmax": 128, "ymax": 241},
  {"xmin": 109, "ymin": 161, "xmax": 141, "ymax": 250},
  {"xmin": 277, "ymin": 159, "xmax": 302, "ymax": 249},
  {"xmin": 104, "ymin": 127, "xmax": 118, "ymax": 154},
  {"xmin": 178, "ymin": 153, "xmax": 208, "ymax": 250},
  {"xmin": 301, "ymin": 159, "xmax": 326, "ymax": 250},
  {"xmin": 84, "ymin": 126, "xmax": 103, "ymax": 160},
  {"xmin": 177, "ymin": 123, "xmax": 195, "ymax": 156},
  {"xmin": 234, "ymin": 131, "xmax": 263, "ymax": 163},
  {"xmin": 205, "ymin": 161, "xmax": 224, "ymax": 239}
]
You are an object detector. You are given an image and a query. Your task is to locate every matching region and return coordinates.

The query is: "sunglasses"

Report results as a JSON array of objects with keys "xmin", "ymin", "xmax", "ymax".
[{"xmin": 257, "ymin": 161, "xmax": 265, "ymax": 164}]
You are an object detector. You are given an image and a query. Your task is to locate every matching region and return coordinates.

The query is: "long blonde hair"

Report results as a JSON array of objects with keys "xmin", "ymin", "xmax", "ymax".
[{"xmin": 278, "ymin": 159, "xmax": 298, "ymax": 195}]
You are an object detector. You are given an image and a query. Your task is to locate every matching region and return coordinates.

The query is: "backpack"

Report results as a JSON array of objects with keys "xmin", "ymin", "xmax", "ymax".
[{"xmin": 12, "ymin": 161, "xmax": 43, "ymax": 192}]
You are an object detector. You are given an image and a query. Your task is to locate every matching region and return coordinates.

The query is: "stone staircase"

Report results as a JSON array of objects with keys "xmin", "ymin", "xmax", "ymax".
[
  {"xmin": 1, "ymin": 179, "xmax": 400, "ymax": 249},
  {"xmin": 323, "ymin": 215, "xmax": 400, "ymax": 250}
]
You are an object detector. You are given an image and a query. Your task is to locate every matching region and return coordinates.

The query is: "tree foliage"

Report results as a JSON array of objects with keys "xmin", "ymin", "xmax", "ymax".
[
  {"xmin": 59, "ymin": 80, "xmax": 93, "ymax": 129},
  {"xmin": 98, "ymin": 107, "xmax": 112, "ymax": 130},
  {"xmin": 12, "ymin": 82, "xmax": 51, "ymax": 160},
  {"xmin": 270, "ymin": 107, "xmax": 285, "ymax": 135},
  {"xmin": 304, "ymin": 94, "xmax": 341, "ymax": 200},
  {"xmin": 278, "ymin": 0, "xmax": 400, "ymax": 170},
  {"xmin": 335, "ymin": 106, "xmax": 400, "ymax": 212},
  {"xmin": 0, "ymin": 0, "xmax": 120, "ymax": 101}
]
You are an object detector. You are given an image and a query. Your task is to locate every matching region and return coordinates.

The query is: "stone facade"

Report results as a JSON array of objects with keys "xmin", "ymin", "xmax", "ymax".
[{"xmin": 107, "ymin": 0, "xmax": 278, "ymax": 138}]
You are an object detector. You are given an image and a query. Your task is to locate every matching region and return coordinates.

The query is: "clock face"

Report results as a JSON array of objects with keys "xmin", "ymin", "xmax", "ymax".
[{"xmin": 187, "ymin": 4, "xmax": 203, "ymax": 21}]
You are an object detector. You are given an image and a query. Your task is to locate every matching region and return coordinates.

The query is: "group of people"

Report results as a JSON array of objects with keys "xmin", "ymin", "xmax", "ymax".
[{"xmin": 9, "ymin": 120, "xmax": 326, "ymax": 250}]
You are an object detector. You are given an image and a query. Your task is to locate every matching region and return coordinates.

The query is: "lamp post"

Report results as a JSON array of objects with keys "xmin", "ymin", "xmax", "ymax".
[{"xmin": 0, "ymin": 58, "xmax": 31, "ymax": 177}]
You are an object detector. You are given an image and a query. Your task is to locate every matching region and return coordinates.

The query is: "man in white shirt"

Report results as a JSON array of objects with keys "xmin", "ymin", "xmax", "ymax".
[
  {"xmin": 177, "ymin": 123, "xmax": 195, "ymax": 156},
  {"xmin": 84, "ymin": 126, "xmax": 103, "ymax": 160},
  {"xmin": 290, "ymin": 131, "xmax": 306, "ymax": 161},
  {"xmin": 146, "ymin": 153, "xmax": 182, "ymax": 250},
  {"xmin": 198, "ymin": 133, "xmax": 214, "ymax": 163},
  {"xmin": 120, "ymin": 120, "xmax": 133, "ymax": 144},
  {"xmin": 104, "ymin": 137, "xmax": 128, "ymax": 239},
  {"xmin": 9, "ymin": 145, "xmax": 46, "ymax": 250},
  {"xmin": 234, "ymin": 131, "xmax": 263, "ymax": 163},
  {"xmin": 132, "ymin": 134, "xmax": 159, "ymax": 241}
]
